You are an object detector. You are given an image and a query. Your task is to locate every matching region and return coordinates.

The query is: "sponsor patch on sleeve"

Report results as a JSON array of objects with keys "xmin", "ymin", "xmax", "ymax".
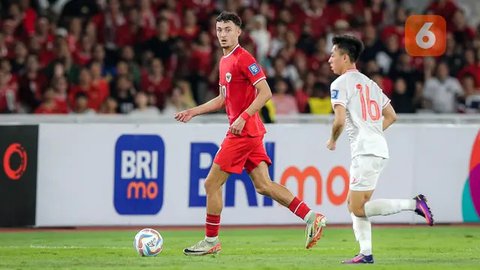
[
  {"xmin": 331, "ymin": 89, "xmax": 339, "ymax": 99},
  {"xmin": 248, "ymin": 63, "xmax": 260, "ymax": 75}
]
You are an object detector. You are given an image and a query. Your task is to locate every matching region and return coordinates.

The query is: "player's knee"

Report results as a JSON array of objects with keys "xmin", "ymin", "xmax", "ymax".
[
  {"xmin": 204, "ymin": 180, "xmax": 219, "ymax": 194},
  {"xmin": 352, "ymin": 207, "xmax": 366, "ymax": 218}
]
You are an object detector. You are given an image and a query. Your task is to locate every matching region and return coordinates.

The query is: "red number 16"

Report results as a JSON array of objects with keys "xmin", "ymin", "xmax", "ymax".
[{"xmin": 356, "ymin": 84, "xmax": 380, "ymax": 121}]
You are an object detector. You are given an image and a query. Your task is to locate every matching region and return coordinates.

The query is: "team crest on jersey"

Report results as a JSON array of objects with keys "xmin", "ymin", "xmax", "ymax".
[
  {"xmin": 226, "ymin": 72, "xmax": 232, "ymax": 83},
  {"xmin": 248, "ymin": 63, "xmax": 260, "ymax": 75},
  {"xmin": 331, "ymin": 89, "xmax": 339, "ymax": 99}
]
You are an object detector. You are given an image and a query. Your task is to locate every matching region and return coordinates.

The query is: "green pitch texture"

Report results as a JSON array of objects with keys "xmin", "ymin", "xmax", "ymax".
[{"xmin": 0, "ymin": 226, "xmax": 478, "ymax": 269}]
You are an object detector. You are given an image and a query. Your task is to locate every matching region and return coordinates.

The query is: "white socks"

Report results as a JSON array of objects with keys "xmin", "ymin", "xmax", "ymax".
[
  {"xmin": 205, "ymin": 236, "xmax": 218, "ymax": 242},
  {"xmin": 351, "ymin": 213, "xmax": 372, "ymax": 255},
  {"xmin": 364, "ymin": 199, "xmax": 415, "ymax": 217}
]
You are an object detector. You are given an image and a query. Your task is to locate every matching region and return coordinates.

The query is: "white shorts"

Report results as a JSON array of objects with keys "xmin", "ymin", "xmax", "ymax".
[{"xmin": 349, "ymin": 155, "xmax": 388, "ymax": 191}]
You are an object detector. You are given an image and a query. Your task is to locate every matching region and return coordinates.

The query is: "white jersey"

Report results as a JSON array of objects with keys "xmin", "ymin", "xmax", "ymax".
[{"xmin": 330, "ymin": 69, "xmax": 390, "ymax": 159}]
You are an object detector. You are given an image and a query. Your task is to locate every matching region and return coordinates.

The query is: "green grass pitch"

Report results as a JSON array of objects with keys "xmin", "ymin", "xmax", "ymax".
[{"xmin": 0, "ymin": 226, "xmax": 479, "ymax": 269}]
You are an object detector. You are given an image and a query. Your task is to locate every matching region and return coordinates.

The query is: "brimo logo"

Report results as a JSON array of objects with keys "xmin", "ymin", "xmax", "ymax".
[
  {"xmin": 114, "ymin": 135, "xmax": 165, "ymax": 215},
  {"xmin": 121, "ymin": 150, "xmax": 159, "ymax": 199},
  {"xmin": 405, "ymin": 15, "xmax": 446, "ymax": 56}
]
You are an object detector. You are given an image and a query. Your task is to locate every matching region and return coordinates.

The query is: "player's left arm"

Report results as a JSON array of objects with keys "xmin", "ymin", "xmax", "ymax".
[
  {"xmin": 327, "ymin": 104, "xmax": 346, "ymax": 151},
  {"xmin": 229, "ymin": 79, "xmax": 271, "ymax": 135}
]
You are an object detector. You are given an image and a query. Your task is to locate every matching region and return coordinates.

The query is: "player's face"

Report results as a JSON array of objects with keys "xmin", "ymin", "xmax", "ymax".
[
  {"xmin": 328, "ymin": 45, "xmax": 346, "ymax": 75},
  {"xmin": 216, "ymin": 21, "xmax": 241, "ymax": 49}
]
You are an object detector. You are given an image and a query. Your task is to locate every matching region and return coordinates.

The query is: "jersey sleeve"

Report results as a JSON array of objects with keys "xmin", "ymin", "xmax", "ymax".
[
  {"xmin": 330, "ymin": 78, "xmax": 347, "ymax": 108},
  {"xmin": 381, "ymin": 91, "xmax": 391, "ymax": 108},
  {"xmin": 238, "ymin": 52, "xmax": 266, "ymax": 86}
]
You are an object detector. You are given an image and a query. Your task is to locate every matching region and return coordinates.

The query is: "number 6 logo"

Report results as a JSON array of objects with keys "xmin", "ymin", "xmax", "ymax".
[{"xmin": 405, "ymin": 15, "xmax": 446, "ymax": 56}]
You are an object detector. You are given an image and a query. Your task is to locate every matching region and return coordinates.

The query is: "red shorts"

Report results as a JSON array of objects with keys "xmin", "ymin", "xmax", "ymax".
[{"xmin": 213, "ymin": 135, "xmax": 272, "ymax": 174}]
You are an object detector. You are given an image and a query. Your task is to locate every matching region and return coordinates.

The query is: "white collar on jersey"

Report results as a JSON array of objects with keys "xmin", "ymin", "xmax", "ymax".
[
  {"xmin": 345, "ymin": 68, "xmax": 358, "ymax": 73},
  {"xmin": 223, "ymin": 44, "xmax": 240, "ymax": 58}
]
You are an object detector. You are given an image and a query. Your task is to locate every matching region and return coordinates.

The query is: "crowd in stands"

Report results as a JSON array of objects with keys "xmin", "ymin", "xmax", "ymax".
[{"xmin": 0, "ymin": 0, "xmax": 479, "ymax": 118}]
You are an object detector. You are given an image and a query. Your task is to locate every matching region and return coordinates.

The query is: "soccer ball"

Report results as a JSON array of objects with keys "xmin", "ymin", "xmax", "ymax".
[{"xmin": 133, "ymin": 228, "xmax": 163, "ymax": 256}]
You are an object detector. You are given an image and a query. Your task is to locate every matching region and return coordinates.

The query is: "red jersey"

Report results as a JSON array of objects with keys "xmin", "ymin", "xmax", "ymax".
[{"xmin": 219, "ymin": 45, "xmax": 267, "ymax": 137}]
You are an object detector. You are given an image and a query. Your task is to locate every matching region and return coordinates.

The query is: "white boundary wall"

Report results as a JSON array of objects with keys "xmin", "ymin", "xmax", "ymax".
[{"xmin": 35, "ymin": 123, "xmax": 479, "ymax": 226}]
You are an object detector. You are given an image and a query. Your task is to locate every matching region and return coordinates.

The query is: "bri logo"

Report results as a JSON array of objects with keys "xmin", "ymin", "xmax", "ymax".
[
  {"xmin": 462, "ymin": 130, "xmax": 480, "ymax": 221},
  {"xmin": 188, "ymin": 142, "xmax": 349, "ymax": 207},
  {"xmin": 114, "ymin": 135, "xmax": 165, "ymax": 215}
]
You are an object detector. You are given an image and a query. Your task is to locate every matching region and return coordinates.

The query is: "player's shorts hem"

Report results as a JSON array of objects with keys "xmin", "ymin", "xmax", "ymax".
[
  {"xmin": 214, "ymin": 162, "xmax": 243, "ymax": 174},
  {"xmin": 348, "ymin": 186, "xmax": 376, "ymax": 192}
]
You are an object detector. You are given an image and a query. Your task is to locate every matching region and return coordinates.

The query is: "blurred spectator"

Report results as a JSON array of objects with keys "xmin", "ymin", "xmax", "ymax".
[
  {"xmin": 18, "ymin": 55, "xmax": 47, "ymax": 112},
  {"xmin": 363, "ymin": 0, "xmax": 387, "ymax": 27},
  {"xmin": 457, "ymin": 48, "xmax": 480, "ymax": 87},
  {"xmin": 391, "ymin": 77, "xmax": 415, "ymax": 113},
  {"xmin": 92, "ymin": 0, "xmax": 125, "ymax": 49},
  {"xmin": 268, "ymin": 57, "xmax": 299, "ymax": 87},
  {"xmin": 376, "ymin": 34, "xmax": 401, "ymax": 75},
  {"xmin": 459, "ymin": 74, "xmax": 480, "ymax": 113},
  {"xmin": 119, "ymin": 45, "xmax": 141, "ymax": 86},
  {"xmin": 178, "ymin": 9, "xmax": 200, "ymax": 45},
  {"xmin": 440, "ymin": 32, "xmax": 464, "ymax": 76},
  {"xmin": 50, "ymin": 75, "xmax": 69, "ymax": 111},
  {"xmin": 380, "ymin": 6, "xmax": 406, "ymax": 48},
  {"xmin": 34, "ymin": 87, "xmax": 68, "ymax": 114},
  {"xmin": 423, "ymin": 62, "xmax": 463, "ymax": 113},
  {"xmin": 140, "ymin": 58, "xmax": 172, "ymax": 110},
  {"xmin": 0, "ymin": 69, "xmax": 17, "ymax": 113},
  {"xmin": 130, "ymin": 91, "xmax": 160, "ymax": 115},
  {"xmin": 162, "ymin": 85, "xmax": 196, "ymax": 116},
  {"xmin": 451, "ymin": 9, "xmax": 476, "ymax": 48},
  {"xmin": 99, "ymin": 96, "xmax": 118, "ymax": 114},
  {"xmin": 389, "ymin": 53, "xmax": 422, "ymax": 95},
  {"xmin": 71, "ymin": 92, "xmax": 95, "ymax": 114},
  {"xmin": 249, "ymin": 15, "xmax": 270, "ymax": 66},
  {"xmin": 359, "ymin": 24, "xmax": 383, "ymax": 64},
  {"xmin": 11, "ymin": 42, "xmax": 29, "ymax": 73},
  {"xmin": 425, "ymin": 0, "xmax": 459, "ymax": 23},
  {"xmin": 143, "ymin": 19, "xmax": 176, "ymax": 70},
  {"xmin": 271, "ymin": 78, "xmax": 298, "ymax": 115},
  {"xmin": 68, "ymin": 67, "xmax": 106, "ymax": 111},
  {"xmin": 112, "ymin": 75, "xmax": 135, "ymax": 114},
  {"xmin": 371, "ymin": 72, "xmax": 393, "ymax": 98},
  {"xmin": 73, "ymin": 35, "xmax": 94, "ymax": 66},
  {"xmin": 305, "ymin": 82, "xmax": 332, "ymax": 115}
]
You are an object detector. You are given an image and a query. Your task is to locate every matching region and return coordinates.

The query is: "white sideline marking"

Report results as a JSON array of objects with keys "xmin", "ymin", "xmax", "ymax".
[{"xmin": 0, "ymin": 245, "xmax": 130, "ymax": 249}]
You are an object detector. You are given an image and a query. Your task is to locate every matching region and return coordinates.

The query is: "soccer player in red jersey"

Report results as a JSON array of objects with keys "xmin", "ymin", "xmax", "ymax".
[{"xmin": 175, "ymin": 11, "xmax": 326, "ymax": 256}]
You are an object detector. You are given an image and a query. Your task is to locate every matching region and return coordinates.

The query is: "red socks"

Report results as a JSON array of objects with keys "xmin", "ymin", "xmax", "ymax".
[
  {"xmin": 288, "ymin": 197, "xmax": 311, "ymax": 220},
  {"xmin": 205, "ymin": 214, "xmax": 221, "ymax": 237}
]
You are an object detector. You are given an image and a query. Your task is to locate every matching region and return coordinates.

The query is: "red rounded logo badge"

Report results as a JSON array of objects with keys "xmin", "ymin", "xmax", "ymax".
[{"xmin": 3, "ymin": 143, "xmax": 28, "ymax": 180}]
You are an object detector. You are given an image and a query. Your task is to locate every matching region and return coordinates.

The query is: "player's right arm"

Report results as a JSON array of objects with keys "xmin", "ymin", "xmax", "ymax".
[
  {"xmin": 174, "ymin": 94, "xmax": 225, "ymax": 123},
  {"xmin": 382, "ymin": 103, "xmax": 397, "ymax": 131}
]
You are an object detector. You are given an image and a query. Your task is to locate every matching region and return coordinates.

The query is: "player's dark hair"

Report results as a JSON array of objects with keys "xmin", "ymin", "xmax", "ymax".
[
  {"xmin": 332, "ymin": 35, "xmax": 364, "ymax": 63},
  {"xmin": 216, "ymin": 11, "xmax": 242, "ymax": 28}
]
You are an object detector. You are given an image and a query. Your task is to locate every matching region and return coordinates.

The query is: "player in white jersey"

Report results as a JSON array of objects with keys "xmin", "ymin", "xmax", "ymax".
[{"xmin": 326, "ymin": 35, "xmax": 434, "ymax": 264}]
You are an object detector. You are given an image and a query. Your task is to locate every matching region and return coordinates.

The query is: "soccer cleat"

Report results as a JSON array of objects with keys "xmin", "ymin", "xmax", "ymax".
[
  {"xmin": 342, "ymin": 253, "xmax": 374, "ymax": 264},
  {"xmin": 183, "ymin": 238, "xmax": 222, "ymax": 256},
  {"xmin": 305, "ymin": 213, "xmax": 327, "ymax": 249},
  {"xmin": 414, "ymin": 194, "xmax": 434, "ymax": 226}
]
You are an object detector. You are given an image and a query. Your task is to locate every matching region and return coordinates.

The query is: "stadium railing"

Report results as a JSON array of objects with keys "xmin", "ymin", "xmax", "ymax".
[{"xmin": 0, "ymin": 114, "xmax": 479, "ymax": 125}]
